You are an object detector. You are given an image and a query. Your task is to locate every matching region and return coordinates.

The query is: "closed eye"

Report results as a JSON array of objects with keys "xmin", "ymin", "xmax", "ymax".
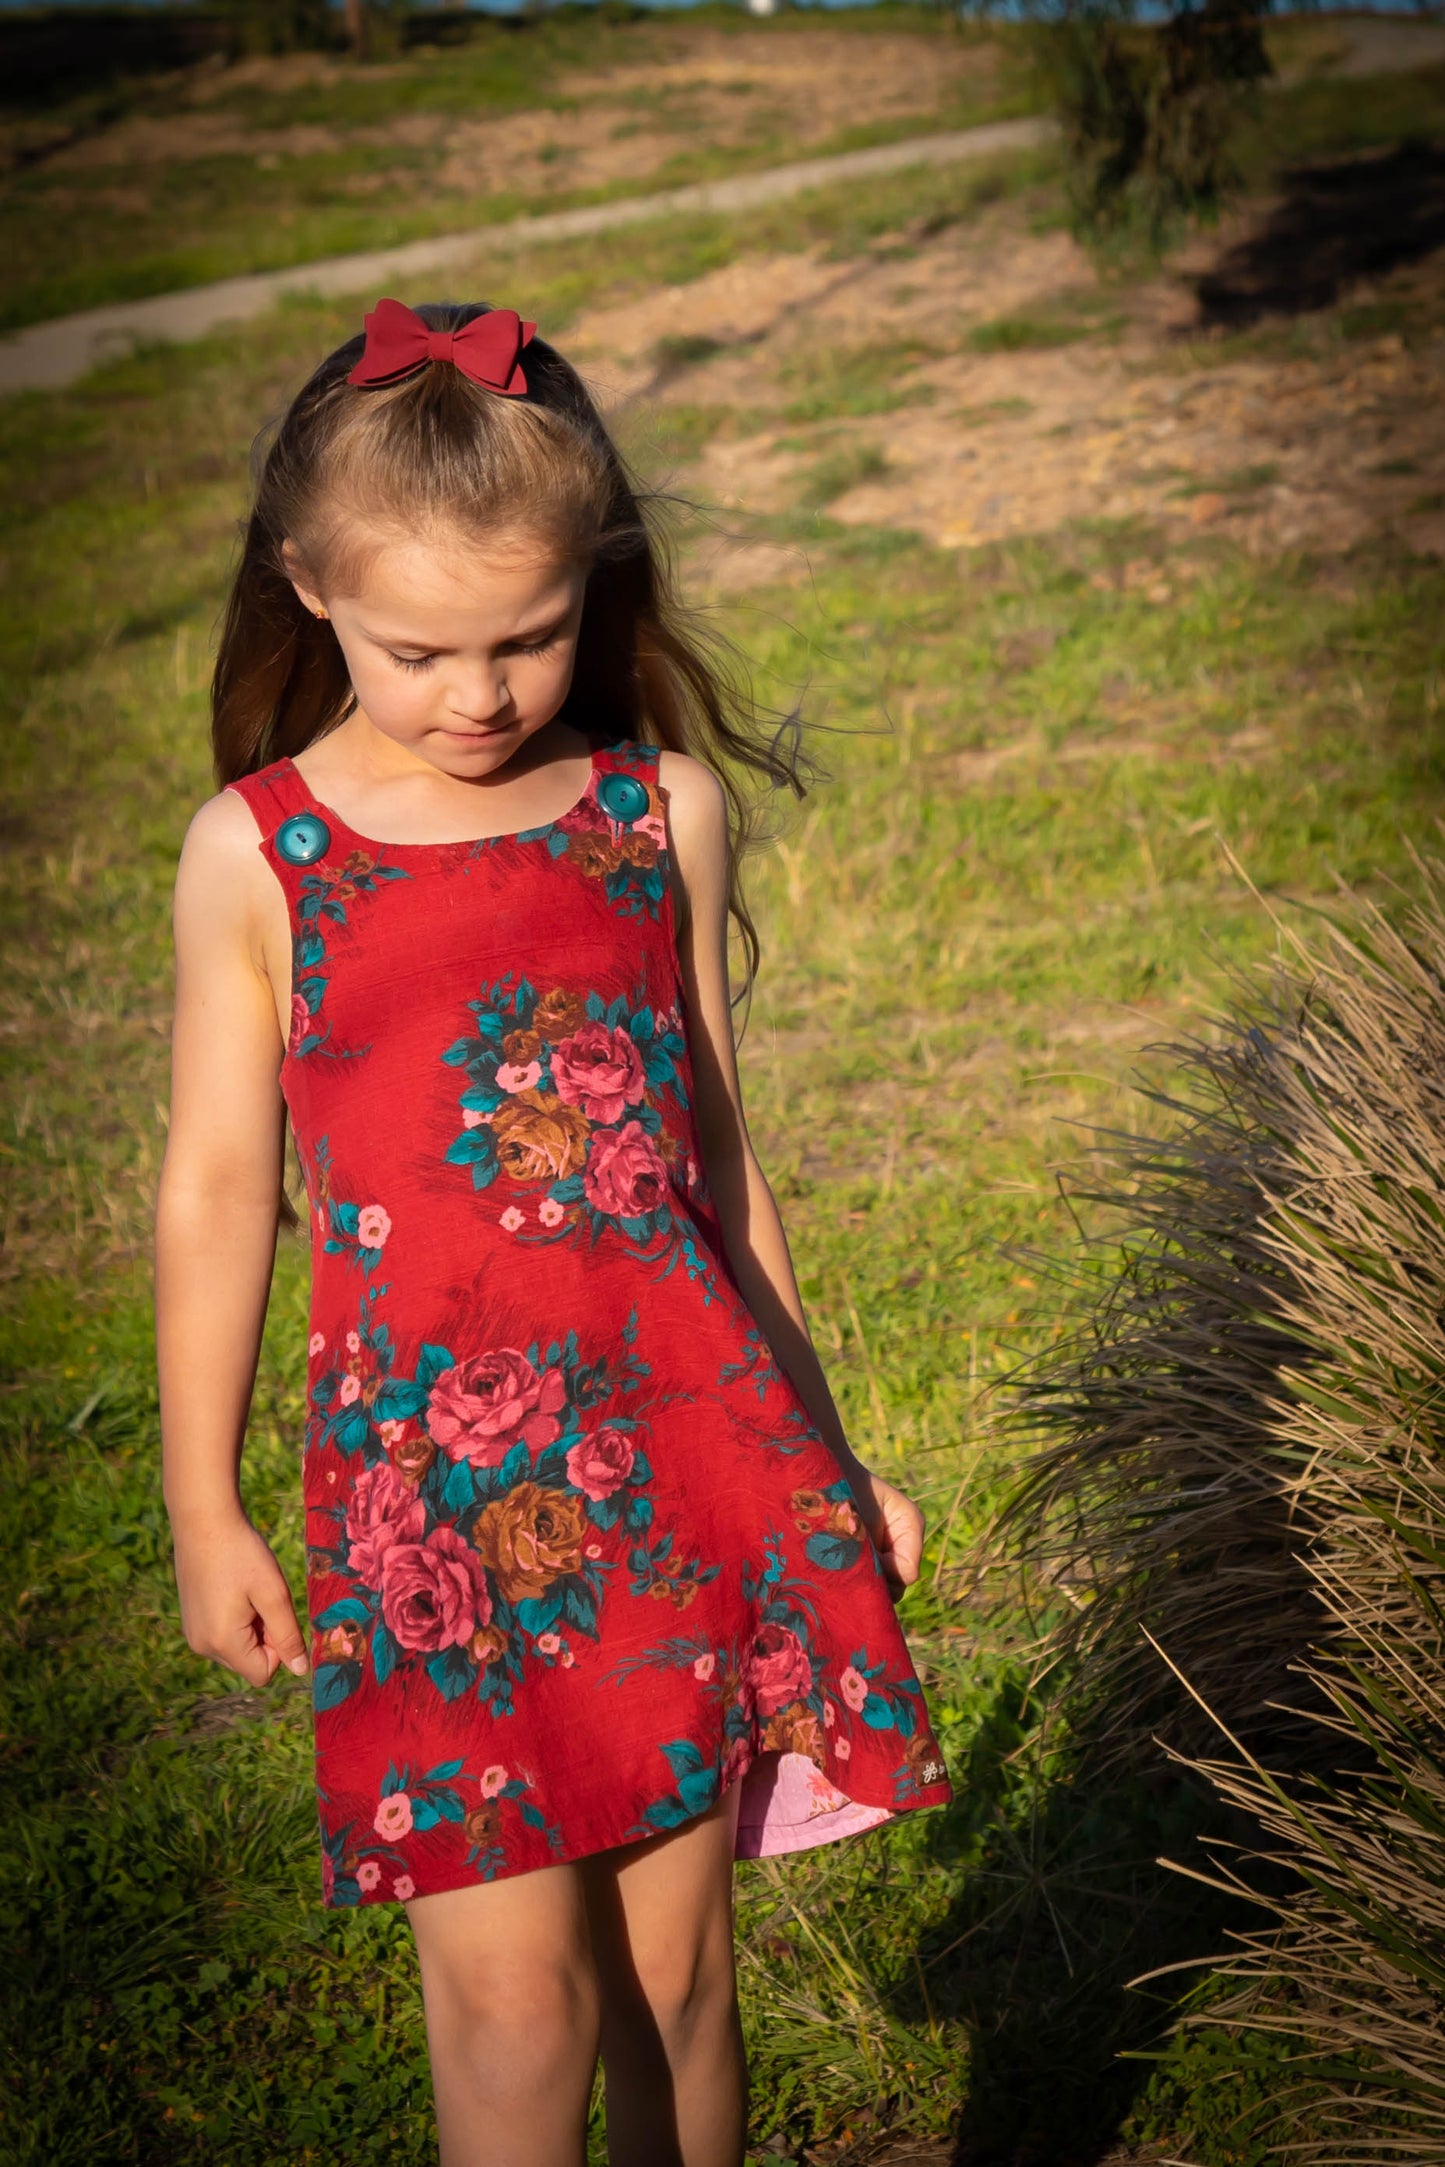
[{"xmin": 387, "ymin": 651, "xmax": 436, "ymax": 674}]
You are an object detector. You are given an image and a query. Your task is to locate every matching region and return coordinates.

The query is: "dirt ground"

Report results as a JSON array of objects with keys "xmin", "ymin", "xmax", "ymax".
[
  {"xmin": 557, "ymin": 141, "xmax": 1445, "ymax": 583},
  {"xmin": 28, "ymin": 27, "xmax": 1001, "ymax": 201}
]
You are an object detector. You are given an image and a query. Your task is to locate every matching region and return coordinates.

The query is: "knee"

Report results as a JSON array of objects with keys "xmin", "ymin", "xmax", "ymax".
[
  {"xmin": 424, "ymin": 1945, "xmax": 599, "ymax": 2070},
  {"xmin": 627, "ymin": 1916, "xmax": 738, "ymax": 2053}
]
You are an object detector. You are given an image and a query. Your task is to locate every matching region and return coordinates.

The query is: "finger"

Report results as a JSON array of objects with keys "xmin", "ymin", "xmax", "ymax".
[
  {"xmin": 253, "ymin": 1575, "xmax": 310, "ymax": 1679},
  {"xmin": 891, "ymin": 1523, "xmax": 923, "ymax": 1586},
  {"xmin": 221, "ymin": 1606, "xmax": 277, "ymax": 1687}
]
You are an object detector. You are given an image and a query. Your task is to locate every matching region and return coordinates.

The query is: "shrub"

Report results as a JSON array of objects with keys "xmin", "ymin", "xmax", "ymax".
[
  {"xmin": 1030, "ymin": 0, "xmax": 1272, "ymax": 237},
  {"xmin": 1000, "ymin": 857, "xmax": 1445, "ymax": 2160}
]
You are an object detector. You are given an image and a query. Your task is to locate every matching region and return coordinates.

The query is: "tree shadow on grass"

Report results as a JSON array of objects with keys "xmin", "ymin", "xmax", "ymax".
[
  {"xmin": 1194, "ymin": 139, "xmax": 1445, "ymax": 327},
  {"xmin": 892, "ymin": 1734, "xmax": 1264, "ymax": 2167}
]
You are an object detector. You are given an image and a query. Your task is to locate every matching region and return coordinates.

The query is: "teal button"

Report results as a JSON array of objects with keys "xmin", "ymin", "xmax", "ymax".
[
  {"xmin": 275, "ymin": 813, "xmax": 330, "ymax": 866},
  {"xmin": 596, "ymin": 771, "xmax": 650, "ymax": 825}
]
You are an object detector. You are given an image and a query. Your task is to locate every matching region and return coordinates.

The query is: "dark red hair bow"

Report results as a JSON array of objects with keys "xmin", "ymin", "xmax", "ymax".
[{"xmin": 347, "ymin": 298, "xmax": 536, "ymax": 395}]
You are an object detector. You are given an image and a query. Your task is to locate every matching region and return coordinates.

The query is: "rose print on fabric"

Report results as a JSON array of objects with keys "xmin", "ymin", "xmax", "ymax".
[
  {"xmin": 426, "ymin": 1350, "xmax": 566, "ymax": 1467},
  {"xmin": 288, "ymin": 849, "xmax": 409, "ymax": 1063},
  {"xmin": 225, "ymin": 740, "xmax": 954, "ymax": 1912},
  {"xmin": 318, "ymin": 1756, "xmax": 563, "ymax": 1903},
  {"xmin": 307, "ymin": 1297, "xmax": 723, "ymax": 1717},
  {"xmin": 543, "ymin": 743, "xmax": 669, "ymax": 921},
  {"xmin": 441, "ymin": 970, "xmax": 721, "ymax": 1299}
]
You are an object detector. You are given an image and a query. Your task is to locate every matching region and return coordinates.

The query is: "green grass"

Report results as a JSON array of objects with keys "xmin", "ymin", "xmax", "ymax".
[
  {"xmin": 3, "ymin": 109, "xmax": 1444, "ymax": 2166},
  {"xmin": 0, "ymin": 5, "xmax": 1039, "ymax": 334}
]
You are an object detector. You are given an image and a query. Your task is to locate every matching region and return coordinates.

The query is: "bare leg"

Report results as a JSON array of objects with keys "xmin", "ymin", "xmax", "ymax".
[
  {"xmin": 404, "ymin": 1859, "xmax": 600, "ymax": 2167},
  {"xmin": 581, "ymin": 1783, "xmax": 748, "ymax": 2167}
]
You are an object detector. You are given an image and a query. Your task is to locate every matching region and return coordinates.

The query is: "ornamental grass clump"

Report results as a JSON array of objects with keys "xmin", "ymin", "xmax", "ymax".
[{"xmin": 1001, "ymin": 854, "xmax": 1445, "ymax": 2162}]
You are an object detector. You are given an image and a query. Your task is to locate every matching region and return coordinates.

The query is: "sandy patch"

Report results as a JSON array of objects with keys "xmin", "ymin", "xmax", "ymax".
[
  {"xmin": 36, "ymin": 26, "xmax": 994, "ymax": 191},
  {"xmin": 554, "ymin": 190, "xmax": 1445, "ymax": 562}
]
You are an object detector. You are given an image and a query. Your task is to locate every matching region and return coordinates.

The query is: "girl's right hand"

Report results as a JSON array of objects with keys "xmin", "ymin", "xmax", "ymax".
[{"xmin": 173, "ymin": 1508, "xmax": 310, "ymax": 1687}]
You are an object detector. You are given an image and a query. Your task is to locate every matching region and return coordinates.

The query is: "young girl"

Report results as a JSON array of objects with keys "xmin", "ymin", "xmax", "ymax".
[{"xmin": 156, "ymin": 297, "xmax": 953, "ymax": 2167}]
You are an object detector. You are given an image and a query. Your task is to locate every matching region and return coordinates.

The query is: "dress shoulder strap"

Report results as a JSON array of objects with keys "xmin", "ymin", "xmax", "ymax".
[
  {"xmin": 225, "ymin": 756, "xmax": 318, "ymax": 841},
  {"xmin": 591, "ymin": 736, "xmax": 660, "ymax": 783}
]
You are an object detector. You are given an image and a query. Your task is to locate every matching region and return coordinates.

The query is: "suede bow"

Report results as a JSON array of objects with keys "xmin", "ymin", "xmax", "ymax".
[{"xmin": 347, "ymin": 298, "xmax": 536, "ymax": 395}]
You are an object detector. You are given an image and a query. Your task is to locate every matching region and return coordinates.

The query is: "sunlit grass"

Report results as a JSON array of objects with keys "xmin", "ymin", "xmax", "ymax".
[{"xmin": 2, "ymin": 104, "xmax": 1444, "ymax": 2161}]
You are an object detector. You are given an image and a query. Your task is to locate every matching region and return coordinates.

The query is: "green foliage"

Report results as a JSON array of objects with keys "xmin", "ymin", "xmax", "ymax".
[
  {"xmin": 1032, "ymin": 0, "xmax": 1272, "ymax": 239},
  {"xmin": 215, "ymin": 0, "xmax": 337, "ymax": 60}
]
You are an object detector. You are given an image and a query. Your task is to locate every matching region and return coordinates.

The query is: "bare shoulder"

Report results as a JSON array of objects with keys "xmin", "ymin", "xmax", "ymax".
[
  {"xmin": 657, "ymin": 749, "xmax": 728, "ymax": 859},
  {"xmin": 656, "ymin": 753, "xmax": 729, "ymax": 938},
  {"xmin": 172, "ymin": 787, "xmax": 272, "ymax": 940}
]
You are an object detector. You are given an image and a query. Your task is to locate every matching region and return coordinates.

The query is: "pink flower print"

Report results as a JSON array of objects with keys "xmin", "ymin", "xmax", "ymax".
[
  {"xmin": 380, "ymin": 1526, "xmax": 492, "ymax": 1653},
  {"xmin": 356, "ymin": 1860, "xmax": 382, "ymax": 1892},
  {"xmin": 374, "ymin": 1792, "xmax": 414, "ymax": 1839},
  {"xmin": 393, "ymin": 1874, "xmax": 415, "ymax": 1901},
  {"xmin": 637, "ymin": 812, "xmax": 667, "ymax": 849},
  {"xmin": 565, "ymin": 1425, "xmax": 635, "ymax": 1502},
  {"xmin": 288, "ymin": 993, "xmax": 310, "ymax": 1052},
  {"xmin": 805, "ymin": 1765, "xmax": 843, "ymax": 1810},
  {"xmin": 839, "ymin": 1665, "xmax": 868, "ymax": 1713},
  {"xmin": 584, "ymin": 1121, "xmax": 669, "ymax": 1220},
  {"xmin": 461, "ymin": 1107, "xmax": 488, "ymax": 1129},
  {"xmin": 338, "ymin": 1374, "xmax": 362, "ymax": 1406},
  {"xmin": 345, "ymin": 1462, "xmax": 426, "ymax": 1585},
  {"xmin": 823, "ymin": 1699, "xmax": 836, "ymax": 1728},
  {"xmin": 426, "ymin": 1349, "xmax": 566, "ymax": 1467},
  {"xmin": 346, "ymin": 1331, "xmax": 361, "ymax": 1354},
  {"xmin": 551, "ymin": 1022, "xmax": 647, "ymax": 1124},
  {"xmin": 308, "ymin": 1331, "xmax": 326, "ymax": 1358},
  {"xmin": 538, "ymin": 1197, "xmax": 565, "ymax": 1228},
  {"xmin": 835, "ymin": 1736, "xmax": 852, "ymax": 1761},
  {"xmin": 499, "ymin": 1206, "xmax": 525, "ymax": 1233},
  {"xmin": 694, "ymin": 1652, "xmax": 716, "ymax": 1682},
  {"xmin": 495, "ymin": 1060, "xmax": 542, "ymax": 1094},
  {"xmin": 536, "ymin": 1632, "xmax": 562, "ymax": 1655},
  {"xmin": 560, "ymin": 1645, "xmax": 575, "ymax": 1667},
  {"xmin": 480, "ymin": 1765, "xmax": 508, "ymax": 1800},
  {"xmin": 585, "ymin": 1542, "xmax": 602, "ymax": 1559},
  {"xmin": 743, "ymin": 1623, "xmax": 813, "ymax": 1716},
  {"xmin": 356, "ymin": 1205, "xmax": 391, "ymax": 1249}
]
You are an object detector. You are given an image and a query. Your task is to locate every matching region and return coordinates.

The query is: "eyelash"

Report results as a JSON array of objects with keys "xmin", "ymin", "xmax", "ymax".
[{"xmin": 387, "ymin": 636, "xmax": 558, "ymax": 674}]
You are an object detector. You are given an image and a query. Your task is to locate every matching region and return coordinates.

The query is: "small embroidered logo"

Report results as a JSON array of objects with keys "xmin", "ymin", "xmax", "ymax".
[{"xmin": 919, "ymin": 1759, "xmax": 948, "ymax": 1784}]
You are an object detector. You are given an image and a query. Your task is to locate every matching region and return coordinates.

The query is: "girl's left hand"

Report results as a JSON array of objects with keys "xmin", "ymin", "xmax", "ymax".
[{"xmin": 847, "ymin": 1467, "xmax": 925, "ymax": 1604}]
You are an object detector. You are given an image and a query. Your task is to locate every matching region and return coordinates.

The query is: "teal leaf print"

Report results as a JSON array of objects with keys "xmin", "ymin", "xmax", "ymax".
[
  {"xmin": 805, "ymin": 1531, "xmax": 864, "ymax": 1573},
  {"xmin": 425, "ymin": 1648, "xmax": 475, "ymax": 1703},
  {"xmin": 313, "ymin": 1660, "xmax": 361, "ymax": 1711},
  {"xmin": 414, "ymin": 1342, "xmax": 455, "ymax": 1392},
  {"xmin": 442, "ymin": 1458, "xmax": 476, "ymax": 1513},
  {"xmin": 315, "ymin": 1597, "xmax": 372, "ymax": 1629}
]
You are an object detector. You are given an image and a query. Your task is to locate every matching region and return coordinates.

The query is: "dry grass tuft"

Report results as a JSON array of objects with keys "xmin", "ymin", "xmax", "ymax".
[{"xmin": 999, "ymin": 849, "xmax": 1445, "ymax": 2161}]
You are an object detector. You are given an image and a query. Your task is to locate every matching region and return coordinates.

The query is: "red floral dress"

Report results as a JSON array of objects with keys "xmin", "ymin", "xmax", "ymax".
[{"xmin": 228, "ymin": 738, "xmax": 952, "ymax": 1908}]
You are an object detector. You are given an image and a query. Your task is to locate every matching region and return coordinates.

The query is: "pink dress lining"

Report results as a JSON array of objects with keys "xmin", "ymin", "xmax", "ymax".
[{"xmin": 735, "ymin": 1749, "xmax": 894, "ymax": 1858}]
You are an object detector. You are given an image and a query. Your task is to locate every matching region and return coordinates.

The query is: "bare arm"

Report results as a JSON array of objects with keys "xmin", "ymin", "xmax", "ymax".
[
  {"xmin": 155, "ymin": 791, "xmax": 310, "ymax": 1684},
  {"xmin": 661, "ymin": 751, "xmax": 924, "ymax": 1602}
]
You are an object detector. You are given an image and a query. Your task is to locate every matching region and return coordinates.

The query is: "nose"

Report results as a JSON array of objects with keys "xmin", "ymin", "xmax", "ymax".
[{"xmin": 448, "ymin": 667, "xmax": 512, "ymax": 727}]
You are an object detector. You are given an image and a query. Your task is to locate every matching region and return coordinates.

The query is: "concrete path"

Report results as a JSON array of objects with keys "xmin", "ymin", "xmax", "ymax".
[{"xmin": 0, "ymin": 117, "xmax": 1056, "ymax": 395}]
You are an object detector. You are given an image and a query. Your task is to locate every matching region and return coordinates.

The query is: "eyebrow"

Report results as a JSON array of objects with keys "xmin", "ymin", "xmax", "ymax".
[{"xmin": 362, "ymin": 614, "xmax": 572, "ymax": 654}]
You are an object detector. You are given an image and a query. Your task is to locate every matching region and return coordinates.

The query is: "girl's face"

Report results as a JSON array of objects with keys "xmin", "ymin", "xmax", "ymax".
[{"xmin": 285, "ymin": 527, "xmax": 588, "ymax": 777}]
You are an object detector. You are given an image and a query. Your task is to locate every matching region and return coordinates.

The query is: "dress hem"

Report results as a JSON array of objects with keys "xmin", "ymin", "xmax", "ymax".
[{"xmin": 328, "ymin": 1743, "xmax": 953, "ymax": 1909}]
